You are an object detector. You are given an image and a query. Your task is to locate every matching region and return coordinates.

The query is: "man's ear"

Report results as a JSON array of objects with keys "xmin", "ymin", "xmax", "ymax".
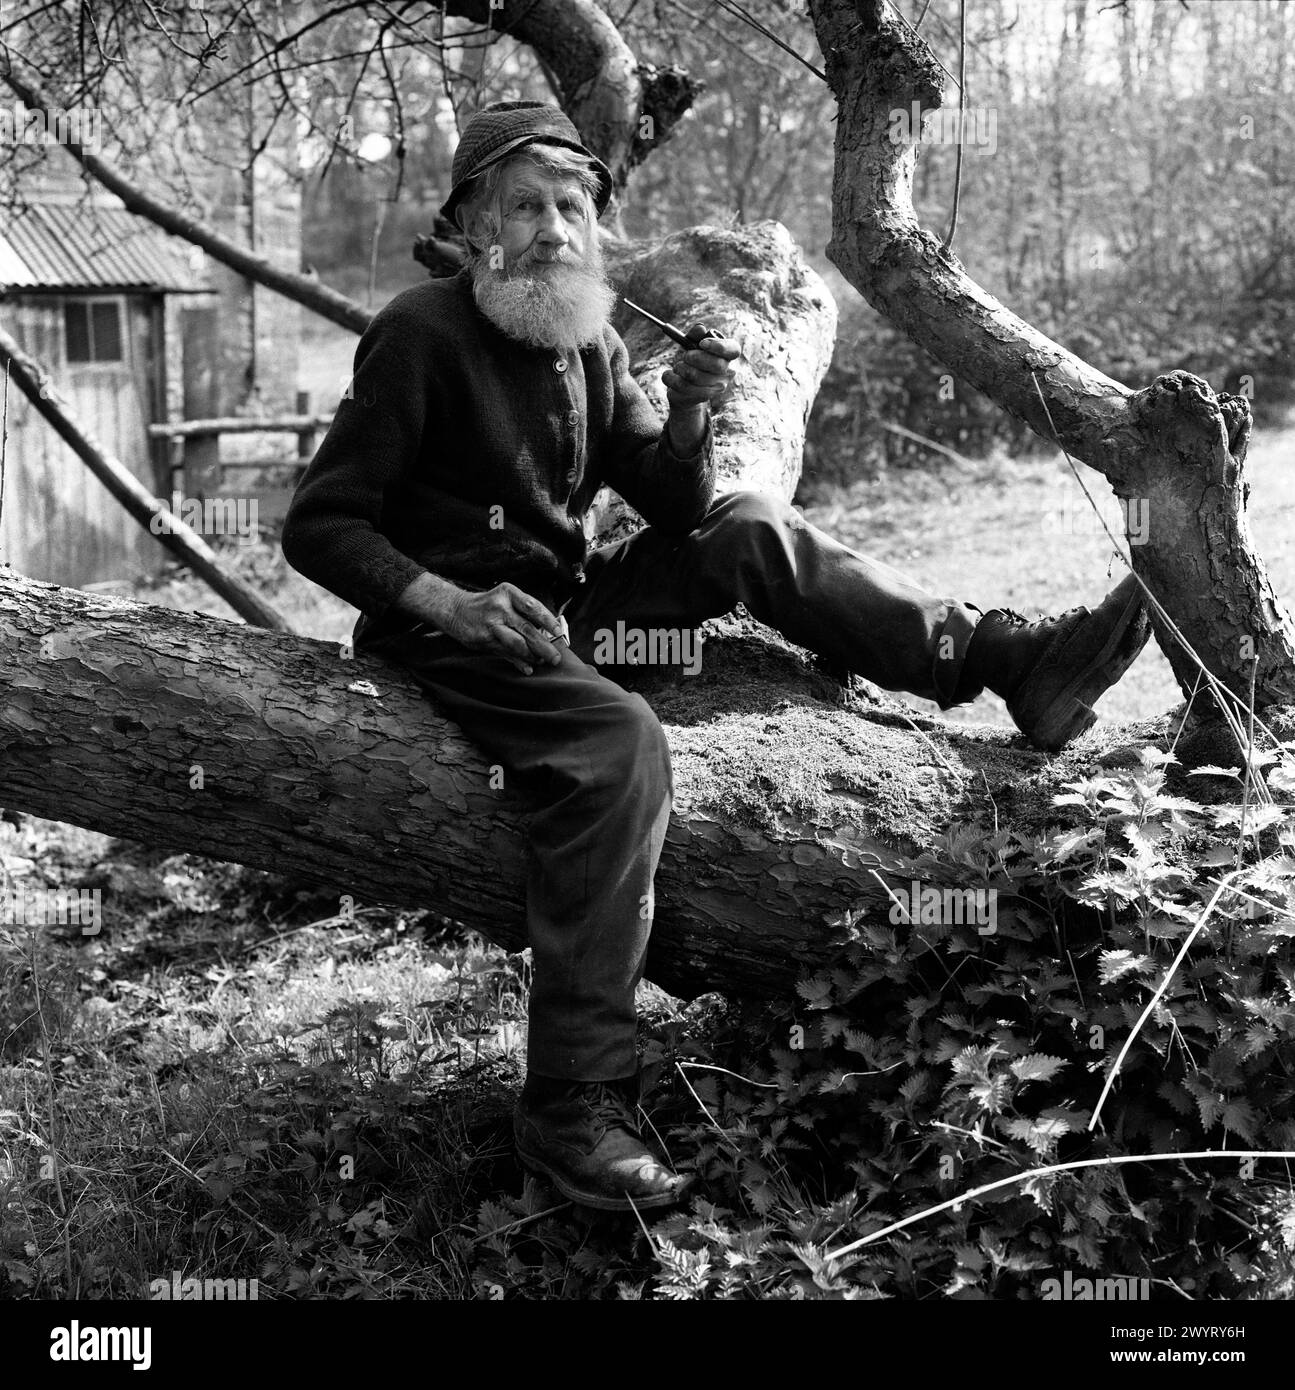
[{"xmin": 456, "ymin": 203, "xmax": 488, "ymax": 253}]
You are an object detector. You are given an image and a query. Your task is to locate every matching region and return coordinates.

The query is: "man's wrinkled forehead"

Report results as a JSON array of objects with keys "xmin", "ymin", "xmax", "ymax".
[{"xmin": 498, "ymin": 157, "xmax": 587, "ymax": 206}]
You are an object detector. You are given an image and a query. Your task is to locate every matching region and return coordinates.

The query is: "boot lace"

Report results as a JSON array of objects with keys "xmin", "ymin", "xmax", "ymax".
[
  {"xmin": 994, "ymin": 602, "xmax": 1085, "ymax": 633},
  {"xmin": 582, "ymin": 1081, "xmax": 641, "ymax": 1136}
]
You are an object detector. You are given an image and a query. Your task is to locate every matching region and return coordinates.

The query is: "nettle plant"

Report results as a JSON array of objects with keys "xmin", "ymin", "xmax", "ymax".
[{"xmin": 477, "ymin": 742, "xmax": 1295, "ymax": 1299}]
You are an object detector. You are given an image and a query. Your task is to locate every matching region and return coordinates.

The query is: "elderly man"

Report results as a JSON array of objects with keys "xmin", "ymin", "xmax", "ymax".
[{"xmin": 281, "ymin": 101, "xmax": 1150, "ymax": 1212}]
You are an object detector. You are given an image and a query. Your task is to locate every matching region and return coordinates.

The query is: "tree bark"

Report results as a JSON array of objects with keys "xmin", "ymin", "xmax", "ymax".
[
  {"xmin": 806, "ymin": 0, "xmax": 1295, "ymax": 714},
  {"xmin": 0, "ymin": 569, "xmax": 1225, "ymax": 1002},
  {"xmin": 443, "ymin": 0, "xmax": 699, "ymax": 198},
  {"xmin": 597, "ymin": 222, "xmax": 838, "ymax": 533}
]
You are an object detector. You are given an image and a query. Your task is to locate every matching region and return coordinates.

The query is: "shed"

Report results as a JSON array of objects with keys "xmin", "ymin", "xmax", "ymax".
[{"xmin": 0, "ymin": 202, "xmax": 212, "ymax": 587}]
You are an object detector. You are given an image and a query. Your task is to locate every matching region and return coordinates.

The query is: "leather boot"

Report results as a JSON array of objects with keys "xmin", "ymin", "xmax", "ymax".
[
  {"xmin": 515, "ymin": 1076, "xmax": 690, "ymax": 1212},
  {"xmin": 962, "ymin": 572, "xmax": 1151, "ymax": 751}
]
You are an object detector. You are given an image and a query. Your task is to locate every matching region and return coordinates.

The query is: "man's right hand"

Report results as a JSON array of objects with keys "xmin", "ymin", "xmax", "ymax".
[{"xmin": 443, "ymin": 583, "xmax": 565, "ymax": 675}]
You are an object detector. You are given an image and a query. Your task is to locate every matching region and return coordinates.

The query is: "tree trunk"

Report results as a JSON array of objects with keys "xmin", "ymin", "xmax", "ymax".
[
  {"xmin": 806, "ymin": 0, "xmax": 1295, "ymax": 716},
  {"xmin": 443, "ymin": 0, "xmax": 700, "ymax": 199},
  {"xmin": 1, "ymin": 568, "xmax": 1235, "ymax": 1003},
  {"xmin": 598, "ymin": 221, "xmax": 838, "ymax": 534}
]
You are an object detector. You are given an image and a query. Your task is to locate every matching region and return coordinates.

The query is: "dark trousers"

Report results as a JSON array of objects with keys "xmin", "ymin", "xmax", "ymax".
[{"xmin": 357, "ymin": 491, "xmax": 983, "ymax": 1081}]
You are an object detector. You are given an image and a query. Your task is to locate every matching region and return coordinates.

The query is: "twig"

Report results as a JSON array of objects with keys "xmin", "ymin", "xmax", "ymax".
[
  {"xmin": 878, "ymin": 419, "xmax": 978, "ymax": 468},
  {"xmin": 157, "ymin": 1148, "xmax": 280, "ymax": 1239},
  {"xmin": 27, "ymin": 931, "xmax": 67, "ymax": 1218},
  {"xmin": 930, "ymin": 1119, "xmax": 1009, "ymax": 1151},
  {"xmin": 826, "ymin": 1148, "xmax": 1295, "ymax": 1261},
  {"xmin": 942, "ymin": 0, "xmax": 967, "ymax": 250},
  {"xmin": 1235, "ymin": 656, "xmax": 1259, "ymax": 873},
  {"xmin": 1088, "ymin": 868, "xmax": 1248, "ymax": 1133},
  {"xmin": 472, "ymin": 1201, "xmax": 571, "ymax": 1244},
  {"xmin": 677, "ymin": 1060, "xmax": 777, "ymax": 1089},
  {"xmin": 894, "ymin": 708, "xmax": 960, "ymax": 778},
  {"xmin": 712, "ymin": 0, "xmax": 826, "ymax": 82}
]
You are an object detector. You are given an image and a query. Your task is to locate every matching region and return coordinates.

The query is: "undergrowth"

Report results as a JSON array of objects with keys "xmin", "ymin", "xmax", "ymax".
[
  {"xmin": 475, "ymin": 743, "xmax": 1295, "ymax": 1300},
  {"xmin": 5, "ymin": 743, "xmax": 1295, "ymax": 1300}
]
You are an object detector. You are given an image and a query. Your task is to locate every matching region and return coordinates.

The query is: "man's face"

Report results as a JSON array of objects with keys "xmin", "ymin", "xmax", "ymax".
[
  {"xmin": 492, "ymin": 161, "xmax": 592, "ymax": 271},
  {"xmin": 466, "ymin": 154, "xmax": 615, "ymax": 351}
]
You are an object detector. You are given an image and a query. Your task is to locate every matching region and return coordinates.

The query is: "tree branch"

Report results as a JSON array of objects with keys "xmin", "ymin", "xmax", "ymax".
[
  {"xmin": 0, "ymin": 60, "xmax": 373, "ymax": 334},
  {"xmin": 807, "ymin": 0, "xmax": 1295, "ymax": 713}
]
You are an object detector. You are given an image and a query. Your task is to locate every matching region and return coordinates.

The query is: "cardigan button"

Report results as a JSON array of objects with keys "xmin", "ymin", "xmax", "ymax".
[
  {"xmin": 566, "ymin": 409, "xmax": 579, "ymax": 425},
  {"xmin": 553, "ymin": 357, "xmax": 568, "ymax": 373},
  {"xmin": 565, "ymin": 469, "xmax": 578, "ymax": 484}
]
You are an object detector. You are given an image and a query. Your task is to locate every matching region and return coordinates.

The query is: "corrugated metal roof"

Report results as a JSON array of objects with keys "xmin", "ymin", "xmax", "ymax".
[{"xmin": 0, "ymin": 203, "xmax": 213, "ymax": 292}]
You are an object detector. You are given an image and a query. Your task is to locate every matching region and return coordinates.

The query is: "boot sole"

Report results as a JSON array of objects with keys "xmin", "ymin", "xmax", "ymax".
[
  {"xmin": 1011, "ymin": 583, "xmax": 1149, "ymax": 751},
  {"xmin": 517, "ymin": 1143, "xmax": 689, "ymax": 1213}
]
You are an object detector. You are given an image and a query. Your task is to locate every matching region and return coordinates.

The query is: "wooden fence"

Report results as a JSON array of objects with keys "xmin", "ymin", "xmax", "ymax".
[{"xmin": 148, "ymin": 391, "xmax": 332, "ymax": 532}]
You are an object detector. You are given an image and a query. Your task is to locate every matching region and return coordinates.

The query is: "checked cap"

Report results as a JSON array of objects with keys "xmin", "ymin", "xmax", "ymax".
[{"xmin": 440, "ymin": 100, "xmax": 613, "ymax": 224}]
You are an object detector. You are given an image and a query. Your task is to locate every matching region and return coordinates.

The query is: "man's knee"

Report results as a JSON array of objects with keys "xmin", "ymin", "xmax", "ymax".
[
  {"xmin": 693, "ymin": 490, "xmax": 798, "ymax": 574},
  {"xmin": 582, "ymin": 688, "xmax": 673, "ymax": 804},
  {"xmin": 705, "ymin": 489, "xmax": 795, "ymax": 534},
  {"xmin": 619, "ymin": 693, "xmax": 673, "ymax": 797}
]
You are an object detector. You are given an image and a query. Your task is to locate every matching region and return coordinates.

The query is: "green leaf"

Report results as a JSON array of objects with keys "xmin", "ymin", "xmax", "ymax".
[
  {"xmin": 1099, "ymin": 949, "xmax": 1156, "ymax": 984},
  {"xmin": 1010, "ymin": 1054, "xmax": 1067, "ymax": 1084},
  {"xmin": 1268, "ymin": 761, "xmax": 1295, "ymax": 795},
  {"xmin": 1220, "ymin": 1099, "xmax": 1258, "ymax": 1142},
  {"xmin": 795, "ymin": 974, "xmax": 834, "ymax": 1010}
]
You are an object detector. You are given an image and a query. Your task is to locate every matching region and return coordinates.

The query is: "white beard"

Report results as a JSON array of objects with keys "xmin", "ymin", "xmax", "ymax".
[{"xmin": 471, "ymin": 240, "xmax": 616, "ymax": 351}]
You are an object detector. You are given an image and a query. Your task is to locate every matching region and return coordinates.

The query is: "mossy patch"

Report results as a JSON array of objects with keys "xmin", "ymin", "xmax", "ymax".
[{"xmin": 617, "ymin": 615, "xmax": 1216, "ymax": 849}]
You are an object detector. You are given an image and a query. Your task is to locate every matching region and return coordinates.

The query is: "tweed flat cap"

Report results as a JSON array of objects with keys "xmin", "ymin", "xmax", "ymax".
[{"xmin": 439, "ymin": 100, "xmax": 614, "ymax": 224}]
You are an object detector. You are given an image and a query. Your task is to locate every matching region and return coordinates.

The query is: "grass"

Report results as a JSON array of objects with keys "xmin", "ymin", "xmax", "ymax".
[
  {"xmin": 800, "ymin": 415, "xmax": 1295, "ymax": 729},
  {"xmin": 4, "ymin": 416, "xmax": 1295, "ymax": 1299},
  {"xmin": 0, "ymin": 827, "xmax": 539, "ymax": 1298}
]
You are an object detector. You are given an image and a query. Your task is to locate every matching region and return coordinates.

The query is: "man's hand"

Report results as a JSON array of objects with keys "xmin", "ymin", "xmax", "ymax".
[
  {"xmin": 661, "ymin": 332, "xmax": 741, "ymax": 412},
  {"xmin": 662, "ymin": 332, "xmax": 741, "ymax": 455},
  {"xmin": 395, "ymin": 572, "xmax": 564, "ymax": 674},
  {"xmin": 444, "ymin": 583, "xmax": 565, "ymax": 675}
]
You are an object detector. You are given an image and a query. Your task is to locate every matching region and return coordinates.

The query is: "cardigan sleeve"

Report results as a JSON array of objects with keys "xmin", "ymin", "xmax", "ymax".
[
  {"xmin": 280, "ymin": 295, "xmax": 432, "ymax": 618},
  {"xmin": 597, "ymin": 328, "xmax": 716, "ymax": 536}
]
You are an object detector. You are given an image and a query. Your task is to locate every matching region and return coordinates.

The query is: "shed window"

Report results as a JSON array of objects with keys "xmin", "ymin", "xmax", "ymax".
[{"xmin": 64, "ymin": 299, "xmax": 124, "ymax": 364}]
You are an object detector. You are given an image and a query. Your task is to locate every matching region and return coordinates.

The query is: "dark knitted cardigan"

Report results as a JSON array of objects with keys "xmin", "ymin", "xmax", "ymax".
[{"xmin": 280, "ymin": 266, "xmax": 715, "ymax": 640}]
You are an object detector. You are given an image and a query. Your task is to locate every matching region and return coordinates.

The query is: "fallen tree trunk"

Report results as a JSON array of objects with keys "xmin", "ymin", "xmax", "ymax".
[
  {"xmin": 0, "ymin": 568, "xmax": 1203, "ymax": 1001},
  {"xmin": 0, "ymin": 215, "xmax": 839, "ymax": 1002}
]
